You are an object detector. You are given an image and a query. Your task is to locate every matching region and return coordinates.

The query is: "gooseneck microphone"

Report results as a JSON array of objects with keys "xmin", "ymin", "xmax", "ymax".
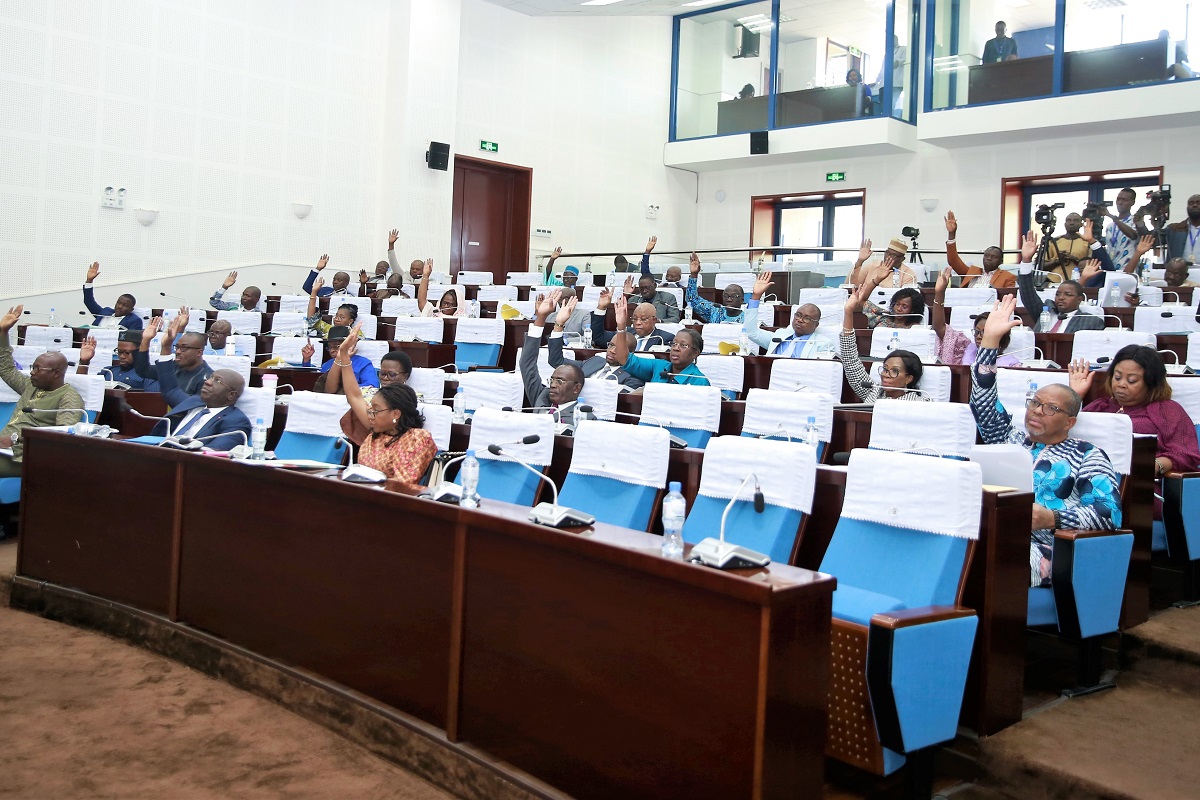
[
  {"xmin": 687, "ymin": 472, "xmax": 771, "ymax": 569},
  {"xmin": 487, "ymin": 439, "xmax": 595, "ymax": 528},
  {"xmin": 422, "ymin": 435, "xmax": 544, "ymax": 505}
]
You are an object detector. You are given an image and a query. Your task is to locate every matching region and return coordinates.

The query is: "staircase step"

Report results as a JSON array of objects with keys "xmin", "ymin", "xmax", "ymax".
[
  {"xmin": 980, "ymin": 659, "xmax": 1200, "ymax": 800},
  {"xmin": 1123, "ymin": 605, "xmax": 1200, "ymax": 670}
]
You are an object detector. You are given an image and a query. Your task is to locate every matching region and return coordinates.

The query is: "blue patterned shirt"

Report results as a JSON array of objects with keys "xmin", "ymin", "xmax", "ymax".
[{"xmin": 684, "ymin": 277, "xmax": 745, "ymax": 324}]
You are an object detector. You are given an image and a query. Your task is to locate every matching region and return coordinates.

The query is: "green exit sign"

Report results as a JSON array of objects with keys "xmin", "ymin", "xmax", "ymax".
[
  {"xmin": 826, "ymin": 171, "xmax": 846, "ymax": 182},
  {"xmin": 480, "ymin": 140, "xmax": 499, "ymax": 153}
]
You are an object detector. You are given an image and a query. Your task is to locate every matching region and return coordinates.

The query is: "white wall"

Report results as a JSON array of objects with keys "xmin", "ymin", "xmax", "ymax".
[
  {"xmin": 694, "ymin": 125, "xmax": 1200, "ymax": 256},
  {"xmin": 455, "ymin": 0, "xmax": 697, "ymax": 270},
  {"xmin": 0, "ymin": 0, "xmax": 390, "ymax": 304}
]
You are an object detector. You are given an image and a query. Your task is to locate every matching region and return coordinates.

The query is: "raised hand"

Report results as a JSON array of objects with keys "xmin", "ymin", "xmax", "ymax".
[
  {"xmin": 536, "ymin": 289, "xmax": 560, "ymax": 319},
  {"xmin": 596, "ymin": 287, "xmax": 612, "ymax": 311},
  {"xmin": 80, "ymin": 336, "xmax": 97, "ymax": 363},
  {"xmin": 1080, "ymin": 217, "xmax": 1095, "ymax": 244},
  {"xmin": 1080, "ymin": 258, "xmax": 1102, "ymax": 285},
  {"xmin": 0, "ymin": 305, "xmax": 22, "ymax": 332},
  {"xmin": 867, "ymin": 261, "xmax": 893, "ymax": 287},
  {"xmin": 86, "ymin": 261, "xmax": 100, "ymax": 283},
  {"xmin": 358, "ymin": 269, "xmax": 369, "ymax": 283},
  {"xmin": 645, "ymin": 235, "xmax": 657, "ymax": 253},
  {"xmin": 1134, "ymin": 234, "xmax": 1155, "ymax": 259},
  {"xmin": 1068, "ymin": 358, "xmax": 1095, "ymax": 396},
  {"xmin": 550, "ymin": 246, "xmax": 562, "ymax": 259},
  {"xmin": 944, "ymin": 211, "xmax": 957, "ymax": 238},
  {"xmin": 751, "ymin": 271, "xmax": 773, "ymax": 299},
  {"xmin": 423, "ymin": 258, "xmax": 433, "ymax": 278},
  {"xmin": 555, "ymin": 295, "xmax": 578, "ymax": 326},
  {"xmin": 1021, "ymin": 230, "xmax": 1038, "ymax": 263},
  {"xmin": 339, "ymin": 324, "xmax": 361, "ymax": 359},
  {"xmin": 141, "ymin": 316, "xmax": 163, "ymax": 346},
  {"xmin": 689, "ymin": 251, "xmax": 701, "ymax": 278},
  {"xmin": 173, "ymin": 306, "xmax": 190, "ymax": 334},
  {"xmin": 935, "ymin": 265, "xmax": 952, "ymax": 293},
  {"xmin": 388, "ymin": 228, "xmax": 399, "ymax": 247},
  {"xmin": 857, "ymin": 239, "xmax": 873, "ymax": 264},
  {"xmin": 622, "ymin": 275, "xmax": 635, "ymax": 296},
  {"xmin": 315, "ymin": 254, "xmax": 329, "ymax": 271},
  {"xmin": 980, "ymin": 295, "xmax": 1022, "ymax": 349},
  {"xmin": 311, "ymin": 277, "xmax": 325, "ymax": 296},
  {"xmin": 301, "ymin": 340, "xmax": 315, "ymax": 363},
  {"xmin": 222, "ymin": 271, "xmax": 238, "ymax": 289},
  {"xmin": 614, "ymin": 294, "xmax": 629, "ymax": 329}
]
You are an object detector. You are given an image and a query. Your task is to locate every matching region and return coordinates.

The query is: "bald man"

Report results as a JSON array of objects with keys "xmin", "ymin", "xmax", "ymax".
[
  {"xmin": 155, "ymin": 358, "xmax": 252, "ymax": 452},
  {"xmin": 210, "ymin": 271, "xmax": 265, "ymax": 312},
  {"xmin": 591, "ymin": 292, "xmax": 676, "ymax": 351},
  {"xmin": 202, "ymin": 319, "xmax": 250, "ymax": 357},
  {"xmin": 301, "ymin": 254, "xmax": 354, "ymax": 297},
  {"xmin": 0, "ymin": 304, "xmax": 85, "ymax": 476}
]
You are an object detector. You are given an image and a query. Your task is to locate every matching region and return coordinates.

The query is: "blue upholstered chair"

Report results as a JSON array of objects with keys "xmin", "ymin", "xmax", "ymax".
[
  {"xmin": 739, "ymin": 387, "xmax": 834, "ymax": 463},
  {"xmin": 454, "ymin": 408, "xmax": 555, "ymax": 506},
  {"xmin": 557, "ymin": 420, "xmax": 670, "ymax": 531},
  {"xmin": 271, "ymin": 391, "xmax": 353, "ymax": 464},
  {"xmin": 452, "ymin": 318, "xmax": 505, "ymax": 371},
  {"xmin": 639, "ymin": 382, "xmax": 721, "ymax": 450},
  {"xmin": 680, "ymin": 435, "xmax": 816, "ymax": 563},
  {"xmin": 867, "ymin": 399, "xmax": 977, "ymax": 460},
  {"xmin": 819, "ymin": 449, "xmax": 980, "ymax": 787},
  {"xmin": 1158, "ymin": 375, "xmax": 1200, "ymax": 603}
]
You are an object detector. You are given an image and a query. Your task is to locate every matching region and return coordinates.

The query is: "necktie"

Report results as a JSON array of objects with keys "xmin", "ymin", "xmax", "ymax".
[
  {"xmin": 174, "ymin": 408, "xmax": 211, "ymax": 437},
  {"xmin": 637, "ymin": 337, "xmax": 648, "ymax": 352},
  {"xmin": 1049, "ymin": 313, "xmax": 1068, "ymax": 334}
]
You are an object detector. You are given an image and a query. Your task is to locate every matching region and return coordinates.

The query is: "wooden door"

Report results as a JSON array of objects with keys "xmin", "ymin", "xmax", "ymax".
[{"xmin": 451, "ymin": 156, "xmax": 532, "ymax": 283}]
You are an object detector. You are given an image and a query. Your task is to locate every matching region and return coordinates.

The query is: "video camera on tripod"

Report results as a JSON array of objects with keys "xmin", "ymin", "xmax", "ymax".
[
  {"xmin": 1034, "ymin": 202, "xmax": 1065, "ymax": 233},
  {"xmin": 1146, "ymin": 184, "xmax": 1172, "ymax": 225},
  {"xmin": 1082, "ymin": 200, "xmax": 1110, "ymax": 228}
]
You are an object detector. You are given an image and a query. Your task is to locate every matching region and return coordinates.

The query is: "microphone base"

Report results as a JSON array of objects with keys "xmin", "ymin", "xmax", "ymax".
[
  {"xmin": 1164, "ymin": 364, "xmax": 1194, "ymax": 375},
  {"xmin": 159, "ymin": 436, "xmax": 204, "ymax": 451},
  {"xmin": 528, "ymin": 503, "xmax": 595, "ymax": 528},
  {"xmin": 1022, "ymin": 359, "xmax": 1060, "ymax": 370},
  {"xmin": 688, "ymin": 538, "xmax": 771, "ymax": 570},
  {"xmin": 422, "ymin": 482, "xmax": 463, "ymax": 504}
]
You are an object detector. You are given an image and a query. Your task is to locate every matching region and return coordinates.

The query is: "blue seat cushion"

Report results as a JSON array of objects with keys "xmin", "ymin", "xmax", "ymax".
[
  {"xmin": 274, "ymin": 431, "xmax": 344, "ymax": 463},
  {"xmin": 0, "ymin": 477, "xmax": 20, "ymax": 505},
  {"xmin": 831, "ymin": 584, "xmax": 906, "ymax": 626},
  {"xmin": 456, "ymin": 458, "xmax": 544, "ymax": 506},
  {"xmin": 559, "ymin": 474, "xmax": 658, "ymax": 531},
  {"xmin": 455, "ymin": 343, "xmax": 501, "ymax": 370},
  {"xmin": 1027, "ymin": 587, "xmax": 1059, "ymax": 628}
]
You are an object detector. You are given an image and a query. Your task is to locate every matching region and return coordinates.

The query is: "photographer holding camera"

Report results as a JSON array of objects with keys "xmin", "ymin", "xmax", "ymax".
[{"xmin": 1137, "ymin": 191, "xmax": 1200, "ymax": 264}]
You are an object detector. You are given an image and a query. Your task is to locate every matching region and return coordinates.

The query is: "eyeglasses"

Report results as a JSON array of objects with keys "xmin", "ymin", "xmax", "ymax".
[
  {"xmin": 631, "ymin": 315, "xmax": 656, "ymax": 323},
  {"xmin": 669, "ymin": 341, "xmax": 696, "ymax": 351},
  {"xmin": 378, "ymin": 371, "xmax": 404, "ymax": 381},
  {"xmin": 365, "ymin": 406, "xmax": 387, "ymax": 417},
  {"xmin": 206, "ymin": 374, "xmax": 229, "ymax": 388},
  {"xmin": 794, "ymin": 314, "xmax": 820, "ymax": 324},
  {"xmin": 1025, "ymin": 398, "xmax": 1067, "ymax": 417},
  {"xmin": 880, "ymin": 366, "xmax": 905, "ymax": 378},
  {"xmin": 29, "ymin": 364, "xmax": 58, "ymax": 374},
  {"xmin": 174, "ymin": 343, "xmax": 202, "ymax": 351},
  {"xmin": 547, "ymin": 376, "xmax": 578, "ymax": 386}
]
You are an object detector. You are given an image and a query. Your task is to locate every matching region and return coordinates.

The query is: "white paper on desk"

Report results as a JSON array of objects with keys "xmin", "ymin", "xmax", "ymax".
[{"xmin": 0, "ymin": 448, "xmax": 11, "ymax": 457}]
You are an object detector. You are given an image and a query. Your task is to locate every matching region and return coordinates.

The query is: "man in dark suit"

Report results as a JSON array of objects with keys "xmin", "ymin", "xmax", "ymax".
[
  {"xmin": 1017, "ymin": 268, "xmax": 1105, "ymax": 333},
  {"xmin": 153, "ymin": 357, "xmax": 252, "ymax": 451},
  {"xmin": 590, "ymin": 289, "xmax": 675, "ymax": 352},
  {"xmin": 82, "ymin": 261, "xmax": 142, "ymax": 329},
  {"xmin": 519, "ymin": 290, "xmax": 585, "ymax": 426},
  {"xmin": 548, "ymin": 330, "xmax": 644, "ymax": 392}
]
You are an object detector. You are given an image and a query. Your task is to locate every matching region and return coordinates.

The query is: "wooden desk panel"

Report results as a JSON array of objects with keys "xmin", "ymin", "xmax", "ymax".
[
  {"xmin": 18, "ymin": 433, "xmax": 180, "ymax": 614},
  {"xmin": 458, "ymin": 501, "xmax": 832, "ymax": 800},
  {"xmin": 176, "ymin": 459, "xmax": 458, "ymax": 728}
]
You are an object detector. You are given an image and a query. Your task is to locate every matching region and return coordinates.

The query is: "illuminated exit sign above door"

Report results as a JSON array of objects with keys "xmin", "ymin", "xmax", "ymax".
[
  {"xmin": 480, "ymin": 140, "xmax": 499, "ymax": 153},
  {"xmin": 826, "ymin": 172, "xmax": 846, "ymax": 182}
]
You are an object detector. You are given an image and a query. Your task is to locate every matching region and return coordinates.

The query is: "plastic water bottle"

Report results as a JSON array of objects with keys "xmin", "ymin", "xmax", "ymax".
[
  {"xmin": 1040, "ymin": 301, "xmax": 1055, "ymax": 332},
  {"xmin": 452, "ymin": 386, "xmax": 466, "ymax": 423},
  {"xmin": 683, "ymin": 304, "xmax": 693, "ymax": 322},
  {"xmin": 888, "ymin": 331, "xmax": 900, "ymax": 351},
  {"xmin": 584, "ymin": 262, "xmax": 592, "ymax": 274},
  {"xmin": 225, "ymin": 342, "xmax": 236, "ymax": 356},
  {"xmin": 459, "ymin": 449, "xmax": 480, "ymax": 509},
  {"xmin": 250, "ymin": 416, "xmax": 268, "ymax": 460},
  {"xmin": 1026, "ymin": 381, "xmax": 1039, "ymax": 406},
  {"xmin": 582, "ymin": 326, "xmax": 593, "ymax": 348},
  {"xmin": 1071, "ymin": 266, "xmax": 1081, "ymax": 282},
  {"xmin": 48, "ymin": 307, "xmax": 59, "ymax": 327},
  {"xmin": 661, "ymin": 482, "xmax": 686, "ymax": 560},
  {"xmin": 578, "ymin": 397, "xmax": 594, "ymax": 421},
  {"xmin": 739, "ymin": 327, "xmax": 752, "ymax": 355},
  {"xmin": 802, "ymin": 415, "xmax": 819, "ymax": 448}
]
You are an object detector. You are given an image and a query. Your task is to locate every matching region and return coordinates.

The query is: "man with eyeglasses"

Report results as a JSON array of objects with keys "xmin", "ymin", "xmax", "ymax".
[
  {"xmin": 76, "ymin": 331, "xmax": 160, "ymax": 390},
  {"xmin": 970, "ymin": 295, "xmax": 1122, "ymax": 588},
  {"xmin": 685, "ymin": 251, "xmax": 746, "ymax": 324},
  {"xmin": 591, "ymin": 291, "xmax": 675, "ymax": 352},
  {"xmin": 546, "ymin": 303, "xmax": 644, "ymax": 392},
  {"xmin": 0, "ymin": 304, "xmax": 85, "ymax": 478},
  {"xmin": 520, "ymin": 290, "xmax": 585, "ymax": 425},
  {"xmin": 152, "ymin": 360, "xmax": 251, "ymax": 452},
  {"xmin": 202, "ymin": 319, "xmax": 250, "ymax": 357},
  {"xmin": 134, "ymin": 310, "xmax": 214, "ymax": 396},
  {"xmin": 743, "ymin": 272, "xmax": 835, "ymax": 358}
]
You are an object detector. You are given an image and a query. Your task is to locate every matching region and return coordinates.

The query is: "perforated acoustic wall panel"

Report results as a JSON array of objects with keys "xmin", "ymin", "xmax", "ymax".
[{"xmin": 0, "ymin": 0, "xmax": 389, "ymax": 300}]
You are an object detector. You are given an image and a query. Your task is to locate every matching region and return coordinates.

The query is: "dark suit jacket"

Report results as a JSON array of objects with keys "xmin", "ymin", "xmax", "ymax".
[
  {"xmin": 518, "ymin": 330, "xmax": 577, "ymax": 426},
  {"xmin": 153, "ymin": 359, "xmax": 252, "ymax": 450},
  {"xmin": 82, "ymin": 286, "xmax": 143, "ymax": 329},
  {"xmin": 590, "ymin": 313, "xmax": 676, "ymax": 351},
  {"xmin": 1017, "ymin": 267, "xmax": 1107, "ymax": 333},
  {"xmin": 547, "ymin": 336, "xmax": 644, "ymax": 390}
]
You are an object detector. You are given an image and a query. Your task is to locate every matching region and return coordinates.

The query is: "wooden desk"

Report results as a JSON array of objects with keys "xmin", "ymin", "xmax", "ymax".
[
  {"xmin": 715, "ymin": 95, "xmax": 768, "ymax": 135},
  {"xmin": 16, "ymin": 431, "xmax": 834, "ymax": 800},
  {"xmin": 968, "ymin": 55, "xmax": 1052, "ymax": 104}
]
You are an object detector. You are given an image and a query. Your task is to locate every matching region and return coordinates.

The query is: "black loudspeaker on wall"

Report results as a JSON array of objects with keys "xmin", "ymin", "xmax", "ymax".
[
  {"xmin": 427, "ymin": 141, "xmax": 450, "ymax": 171},
  {"xmin": 750, "ymin": 131, "xmax": 768, "ymax": 155}
]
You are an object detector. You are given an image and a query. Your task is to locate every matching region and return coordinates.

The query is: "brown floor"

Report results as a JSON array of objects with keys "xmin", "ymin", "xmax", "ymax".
[{"xmin": 0, "ymin": 541, "xmax": 452, "ymax": 800}]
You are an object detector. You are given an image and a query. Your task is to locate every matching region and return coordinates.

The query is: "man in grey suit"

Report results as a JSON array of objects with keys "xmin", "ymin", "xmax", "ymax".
[
  {"xmin": 632, "ymin": 274, "xmax": 681, "ymax": 324},
  {"xmin": 519, "ymin": 289, "xmax": 585, "ymax": 426},
  {"xmin": 548, "ymin": 329, "xmax": 645, "ymax": 392}
]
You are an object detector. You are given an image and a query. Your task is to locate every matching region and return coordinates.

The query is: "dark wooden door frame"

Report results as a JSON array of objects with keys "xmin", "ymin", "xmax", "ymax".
[{"xmin": 451, "ymin": 155, "xmax": 532, "ymax": 282}]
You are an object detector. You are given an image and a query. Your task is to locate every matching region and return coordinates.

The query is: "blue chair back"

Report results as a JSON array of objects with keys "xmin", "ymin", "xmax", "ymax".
[
  {"xmin": 645, "ymin": 422, "xmax": 711, "ymax": 450},
  {"xmin": 739, "ymin": 430, "xmax": 825, "ymax": 462},
  {"xmin": 0, "ymin": 478, "xmax": 19, "ymax": 504},
  {"xmin": 0, "ymin": 402, "xmax": 15, "ymax": 428},
  {"xmin": 559, "ymin": 474, "xmax": 659, "ymax": 531},
  {"xmin": 456, "ymin": 458, "xmax": 544, "ymax": 506},
  {"xmin": 455, "ymin": 342, "xmax": 501, "ymax": 371},
  {"xmin": 273, "ymin": 431, "xmax": 345, "ymax": 464},
  {"xmin": 682, "ymin": 495, "xmax": 802, "ymax": 563}
]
